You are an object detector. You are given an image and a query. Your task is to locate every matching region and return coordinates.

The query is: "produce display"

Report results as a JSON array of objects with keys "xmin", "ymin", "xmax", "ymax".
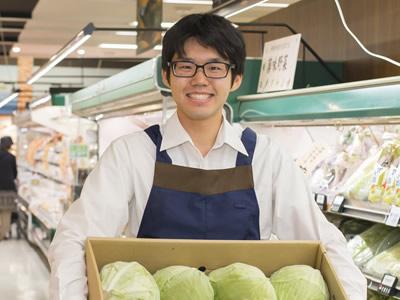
[
  {"xmin": 100, "ymin": 262, "xmax": 329, "ymax": 300},
  {"xmin": 270, "ymin": 265, "xmax": 329, "ymax": 300},
  {"xmin": 363, "ymin": 242, "xmax": 400, "ymax": 287},
  {"xmin": 346, "ymin": 224, "xmax": 395, "ymax": 268}
]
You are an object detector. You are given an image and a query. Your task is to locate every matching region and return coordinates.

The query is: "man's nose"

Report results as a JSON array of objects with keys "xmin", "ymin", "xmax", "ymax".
[{"xmin": 191, "ymin": 66, "xmax": 208, "ymax": 84}]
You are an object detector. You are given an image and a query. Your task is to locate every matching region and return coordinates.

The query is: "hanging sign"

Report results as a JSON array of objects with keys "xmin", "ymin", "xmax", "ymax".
[{"xmin": 257, "ymin": 34, "xmax": 301, "ymax": 93}]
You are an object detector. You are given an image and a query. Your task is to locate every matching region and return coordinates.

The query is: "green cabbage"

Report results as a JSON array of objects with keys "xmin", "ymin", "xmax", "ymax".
[
  {"xmin": 153, "ymin": 265, "xmax": 214, "ymax": 300},
  {"xmin": 270, "ymin": 265, "xmax": 329, "ymax": 300},
  {"xmin": 100, "ymin": 261, "xmax": 160, "ymax": 300},
  {"xmin": 209, "ymin": 262, "xmax": 277, "ymax": 300},
  {"xmin": 364, "ymin": 241, "xmax": 400, "ymax": 283},
  {"xmin": 347, "ymin": 224, "xmax": 395, "ymax": 268}
]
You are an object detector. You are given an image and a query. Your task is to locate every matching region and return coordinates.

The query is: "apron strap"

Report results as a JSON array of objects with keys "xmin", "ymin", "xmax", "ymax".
[
  {"xmin": 144, "ymin": 125, "xmax": 172, "ymax": 164},
  {"xmin": 236, "ymin": 127, "xmax": 257, "ymax": 166}
]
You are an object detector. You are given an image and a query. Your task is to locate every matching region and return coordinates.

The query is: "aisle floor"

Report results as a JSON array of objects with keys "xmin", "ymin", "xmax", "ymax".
[{"xmin": 0, "ymin": 239, "xmax": 49, "ymax": 300}]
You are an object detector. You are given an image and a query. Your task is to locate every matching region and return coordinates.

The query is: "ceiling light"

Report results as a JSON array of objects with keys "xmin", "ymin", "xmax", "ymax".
[
  {"xmin": 0, "ymin": 91, "xmax": 19, "ymax": 109},
  {"xmin": 129, "ymin": 21, "xmax": 138, "ymax": 27},
  {"xmin": 27, "ymin": 23, "xmax": 95, "ymax": 85},
  {"xmin": 257, "ymin": 2, "xmax": 289, "ymax": 8},
  {"xmin": 99, "ymin": 43, "xmax": 138, "ymax": 49},
  {"xmin": 116, "ymin": 31, "xmax": 137, "ymax": 36},
  {"xmin": 163, "ymin": 0, "xmax": 212, "ymax": 4},
  {"xmin": 11, "ymin": 46, "xmax": 21, "ymax": 53},
  {"xmin": 161, "ymin": 22, "xmax": 175, "ymax": 28},
  {"xmin": 94, "ymin": 114, "xmax": 104, "ymax": 121},
  {"xmin": 30, "ymin": 95, "xmax": 51, "ymax": 109},
  {"xmin": 225, "ymin": 0, "xmax": 269, "ymax": 18},
  {"xmin": 77, "ymin": 49, "xmax": 86, "ymax": 55}
]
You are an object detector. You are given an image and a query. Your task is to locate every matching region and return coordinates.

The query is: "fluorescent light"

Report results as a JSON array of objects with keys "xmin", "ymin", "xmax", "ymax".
[
  {"xmin": 163, "ymin": 0, "xmax": 212, "ymax": 4},
  {"xmin": 12, "ymin": 46, "xmax": 21, "ymax": 53},
  {"xmin": 257, "ymin": 2, "xmax": 289, "ymax": 8},
  {"xmin": 99, "ymin": 43, "xmax": 138, "ymax": 49},
  {"xmin": 0, "ymin": 92, "xmax": 19, "ymax": 109},
  {"xmin": 225, "ymin": 0, "xmax": 269, "ymax": 18},
  {"xmin": 154, "ymin": 45, "xmax": 162, "ymax": 51},
  {"xmin": 77, "ymin": 49, "xmax": 86, "ymax": 55},
  {"xmin": 161, "ymin": 22, "xmax": 175, "ymax": 28},
  {"xmin": 116, "ymin": 31, "xmax": 137, "ymax": 36},
  {"xmin": 30, "ymin": 95, "xmax": 51, "ymax": 109},
  {"xmin": 27, "ymin": 23, "xmax": 95, "ymax": 85},
  {"xmin": 94, "ymin": 114, "xmax": 104, "ymax": 121}
]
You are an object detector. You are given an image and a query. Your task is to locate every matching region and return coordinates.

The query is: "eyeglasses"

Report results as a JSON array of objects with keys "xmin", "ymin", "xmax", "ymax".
[{"xmin": 168, "ymin": 61, "xmax": 235, "ymax": 79}]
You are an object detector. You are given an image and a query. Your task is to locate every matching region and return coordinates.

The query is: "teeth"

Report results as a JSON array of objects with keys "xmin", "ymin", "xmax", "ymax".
[{"xmin": 188, "ymin": 94, "xmax": 211, "ymax": 100}]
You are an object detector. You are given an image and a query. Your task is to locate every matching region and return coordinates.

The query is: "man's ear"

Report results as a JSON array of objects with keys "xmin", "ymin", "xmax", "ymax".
[
  {"xmin": 230, "ymin": 74, "xmax": 243, "ymax": 92},
  {"xmin": 162, "ymin": 69, "xmax": 170, "ymax": 88}
]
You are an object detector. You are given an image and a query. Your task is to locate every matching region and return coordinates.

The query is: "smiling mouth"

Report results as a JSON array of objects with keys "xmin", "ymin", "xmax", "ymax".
[{"xmin": 186, "ymin": 93, "xmax": 214, "ymax": 101}]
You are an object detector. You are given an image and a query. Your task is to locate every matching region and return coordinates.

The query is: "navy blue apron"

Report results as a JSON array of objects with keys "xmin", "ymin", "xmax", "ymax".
[{"xmin": 137, "ymin": 125, "xmax": 260, "ymax": 240}]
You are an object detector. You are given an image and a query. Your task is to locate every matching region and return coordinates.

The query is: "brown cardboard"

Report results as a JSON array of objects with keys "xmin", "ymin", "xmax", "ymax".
[{"xmin": 86, "ymin": 238, "xmax": 348, "ymax": 300}]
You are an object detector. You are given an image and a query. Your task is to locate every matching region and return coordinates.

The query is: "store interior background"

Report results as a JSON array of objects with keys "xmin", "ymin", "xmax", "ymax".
[{"xmin": 0, "ymin": 0, "xmax": 400, "ymax": 299}]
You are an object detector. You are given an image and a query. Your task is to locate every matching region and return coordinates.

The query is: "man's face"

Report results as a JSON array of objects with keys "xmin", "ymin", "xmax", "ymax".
[{"xmin": 162, "ymin": 38, "xmax": 242, "ymax": 125}]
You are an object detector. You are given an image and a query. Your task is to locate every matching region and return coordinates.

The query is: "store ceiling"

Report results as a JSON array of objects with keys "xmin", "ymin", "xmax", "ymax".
[{"xmin": 0, "ymin": 0, "xmax": 301, "ymax": 65}]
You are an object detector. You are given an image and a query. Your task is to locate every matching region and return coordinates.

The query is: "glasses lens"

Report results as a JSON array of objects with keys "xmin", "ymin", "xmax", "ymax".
[
  {"xmin": 173, "ymin": 61, "xmax": 196, "ymax": 77},
  {"xmin": 204, "ymin": 62, "xmax": 228, "ymax": 78}
]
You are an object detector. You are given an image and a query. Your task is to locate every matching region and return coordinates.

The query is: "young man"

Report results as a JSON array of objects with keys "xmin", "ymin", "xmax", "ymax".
[{"xmin": 49, "ymin": 14, "xmax": 366, "ymax": 299}]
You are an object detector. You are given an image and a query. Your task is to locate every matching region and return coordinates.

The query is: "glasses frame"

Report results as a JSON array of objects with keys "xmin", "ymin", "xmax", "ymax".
[{"xmin": 168, "ymin": 60, "xmax": 236, "ymax": 79}]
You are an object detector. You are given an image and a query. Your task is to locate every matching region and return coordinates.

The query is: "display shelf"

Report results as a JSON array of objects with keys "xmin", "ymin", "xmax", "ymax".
[
  {"xmin": 365, "ymin": 274, "xmax": 400, "ymax": 299},
  {"xmin": 326, "ymin": 204, "xmax": 394, "ymax": 226},
  {"xmin": 18, "ymin": 164, "xmax": 73, "ymax": 186},
  {"xmin": 30, "ymin": 206, "xmax": 57, "ymax": 230},
  {"xmin": 31, "ymin": 228, "xmax": 49, "ymax": 258}
]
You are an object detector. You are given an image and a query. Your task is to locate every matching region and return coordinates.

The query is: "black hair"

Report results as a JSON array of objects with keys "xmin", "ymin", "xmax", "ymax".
[
  {"xmin": 161, "ymin": 13, "xmax": 246, "ymax": 84},
  {"xmin": 0, "ymin": 136, "xmax": 13, "ymax": 151}
]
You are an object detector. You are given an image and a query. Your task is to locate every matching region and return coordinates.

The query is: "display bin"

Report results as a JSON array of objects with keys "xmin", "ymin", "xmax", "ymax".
[{"xmin": 86, "ymin": 238, "xmax": 348, "ymax": 300}]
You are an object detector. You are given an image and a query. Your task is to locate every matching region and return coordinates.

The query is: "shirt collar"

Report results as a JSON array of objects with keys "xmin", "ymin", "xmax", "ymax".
[{"xmin": 160, "ymin": 112, "xmax": 249, "ymax": 157}]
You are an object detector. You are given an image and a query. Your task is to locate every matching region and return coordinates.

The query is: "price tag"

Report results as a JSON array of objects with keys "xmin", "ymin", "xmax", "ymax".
[
  {"xmin": 385, "ymin": 206, "xmax": 400, "ymax": 227},
  {"xmin": 378, "ymin": 274, "xmax": 398, "ymax": 296},
  {"xmin": 330, "ymin": 195, "xmax": 345, "ymax": 213},
  {"xmin": 314, "ymin": 193, "xmax": 327, "ymax": 211}
]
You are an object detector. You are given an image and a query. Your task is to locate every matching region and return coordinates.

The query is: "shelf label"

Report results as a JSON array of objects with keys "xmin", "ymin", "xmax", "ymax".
[
  {"xmin": 385, "ymin": 205, "xmax": 400, "ymax": 227},
  {"xmin": 331, "ymin": 195, "xmax": 345, "ymax": 212},
  {"xmin": 378, "ymin": 274, "xmax": 398, "ymax": 296},
  {"xmin": 314, "ymin": 193, "xmax": 328, "ymax": 211}
]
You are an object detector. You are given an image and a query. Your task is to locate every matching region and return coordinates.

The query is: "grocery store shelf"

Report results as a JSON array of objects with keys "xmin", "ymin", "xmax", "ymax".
[
  {"xmin": 18, "ymin": 164, "xmax": 73, "ymax": 186},
  {"xmin": 365, "ymin": 274, "xmax": 400, "ymax": 298},
  {"xmin": 30, "ymin": 206, "xmax": 57, "ymax": 230},
  {"xmin": 31, "ymin": 228, "xmax": 49, "ymax": 258},
  {"xmin": 327, "ymin": 204, "xmax": 396, "ymax": 226}
]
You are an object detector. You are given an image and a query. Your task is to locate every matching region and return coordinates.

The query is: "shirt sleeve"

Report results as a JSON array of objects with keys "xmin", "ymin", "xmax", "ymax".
[
  {"xmin": 270, "ymin": 144, "xmax": 367, "ymax": 300},
  {"xmin": 48, "ymin": 137, "xmax": 135, "ymax": 300},
  {"xmin": 12, "ymin": 154, "xmax": 17, "ymax": 179}
]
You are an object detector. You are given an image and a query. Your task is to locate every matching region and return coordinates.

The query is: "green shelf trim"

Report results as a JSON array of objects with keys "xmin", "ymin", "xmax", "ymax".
[
  {"xmin": 70, "ymin": 59, "xmax": 156, "ymax": 113},
  {"xmin": 239, "ymin": 81, "xmax": 400, "ymax": 121}
]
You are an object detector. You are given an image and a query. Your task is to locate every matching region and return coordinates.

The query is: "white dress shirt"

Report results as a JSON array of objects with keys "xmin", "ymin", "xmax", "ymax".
[{"xmin": 48, "ymin": 112, "xmax": 366, "ymax": 300}]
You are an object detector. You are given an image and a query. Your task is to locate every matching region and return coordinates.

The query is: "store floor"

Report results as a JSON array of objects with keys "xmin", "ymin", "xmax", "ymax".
[{"xmin": 0, "ymin": 239, "xmax": 49, "ymax": 300}]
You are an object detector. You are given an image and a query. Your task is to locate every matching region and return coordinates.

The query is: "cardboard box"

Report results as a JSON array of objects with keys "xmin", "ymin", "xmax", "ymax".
[{"xmin": 86, "ymin": 238, "xmax": 348, "ymax": 300}]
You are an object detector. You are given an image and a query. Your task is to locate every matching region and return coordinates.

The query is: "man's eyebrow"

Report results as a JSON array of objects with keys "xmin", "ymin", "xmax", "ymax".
[{"xmin": 176, "ymin": 56, "xmax": 228, "ymax": 63}]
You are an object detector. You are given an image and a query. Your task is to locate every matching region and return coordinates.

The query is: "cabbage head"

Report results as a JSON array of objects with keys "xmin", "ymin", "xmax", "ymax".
[
  {"xmin": 153, "ymin": 265, "xmax": 214, "ymax": 300},
  {"xmin": 270, "ymin": 265, "xmax": 329, "ymax": 300},
  {"xmin": 100, "ymin": 261, "xmax": 160, "ymax": 300},
  {"xmin": 209, "ymin": 262, "xmax": 277, "ymax": 300}
]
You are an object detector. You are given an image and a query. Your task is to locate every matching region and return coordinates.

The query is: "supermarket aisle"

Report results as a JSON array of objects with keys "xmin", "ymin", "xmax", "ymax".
[{"xmin": 0, "ymin": 239, "xmax": 49, "ymax": 300}]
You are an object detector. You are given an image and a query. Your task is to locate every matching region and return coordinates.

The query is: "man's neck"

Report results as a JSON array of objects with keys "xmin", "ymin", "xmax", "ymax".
[{"xmin": 177, "ymin": 113, "xmax": 223, "ymax": 157}]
